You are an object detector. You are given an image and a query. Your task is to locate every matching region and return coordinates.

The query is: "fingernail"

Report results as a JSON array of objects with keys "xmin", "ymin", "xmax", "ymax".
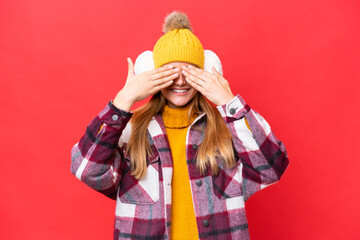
[
  {"xmin": 188, "ymin": 65, "xmax": 194, "ymax": 69},
  {"xmin": 167, "ymin": 65, "xmax": 174, "ymax": 69},
  {"xmin": 182, "ymin": 70, "xmax": 187, "ymax": 75}
]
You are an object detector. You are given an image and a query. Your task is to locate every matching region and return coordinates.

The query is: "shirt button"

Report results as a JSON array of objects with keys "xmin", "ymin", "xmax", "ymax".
[
  {"xmin": 112, "ymin": 114, "xmax": 119, "ymax": 121},
  {"xmin": 229, "ymin": 108, "xmax": 236, "ymax": 115},
  {"xmin": 192, "ymin": 144, "xmax": 198, "ymax": 149},
  {"xmin": 196, "ymin": 180, "xmax": 203, "ymax": 187},
  {"xmin": 203, "ymin": 219, "xmax": 210, "ymax": 227}
]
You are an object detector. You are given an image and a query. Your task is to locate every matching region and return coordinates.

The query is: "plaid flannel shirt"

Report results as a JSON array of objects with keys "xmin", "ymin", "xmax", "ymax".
[{"xmin": 71, "ymin": 94, "xmax": 289, "ymax": 240}]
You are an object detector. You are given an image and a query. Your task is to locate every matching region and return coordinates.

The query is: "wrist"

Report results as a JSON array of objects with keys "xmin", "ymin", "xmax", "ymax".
[
  {"xmin": 217, "ymin": 94, "xmax": 235, "ymax": 106},
  {"xmin": 113, "ymin": 90, "xmax": 135, "ymax": 112}
]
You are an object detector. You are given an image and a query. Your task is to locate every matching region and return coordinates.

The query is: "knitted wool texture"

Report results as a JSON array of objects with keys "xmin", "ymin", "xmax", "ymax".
[
  {"xmin": 153, "ymin": 28, "xmax": 204, "ymax": 69},
  {"xmin": 162, "ymin": 104, "xmax": 199, "ymax": 239}
]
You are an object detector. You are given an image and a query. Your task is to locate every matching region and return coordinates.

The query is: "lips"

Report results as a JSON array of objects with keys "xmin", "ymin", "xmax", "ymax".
[{"xmin": 171, "ymin": 88, "xmax": 190, "ymax": 92}]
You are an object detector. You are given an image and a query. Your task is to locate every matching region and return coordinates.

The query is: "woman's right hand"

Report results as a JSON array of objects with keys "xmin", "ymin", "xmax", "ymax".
[{"xmin": 113, "ymin": 58, "xmax": 179, "ymax": 111}]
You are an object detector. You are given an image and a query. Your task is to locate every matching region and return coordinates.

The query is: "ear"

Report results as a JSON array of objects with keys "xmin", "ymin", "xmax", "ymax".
[
  {"xmin": 134, "ymin": 50, "xmax": 155, "ymax": 75},
  {"xmin": 204, "ymin": 50, "xmax": 223, "ymax": 76}
]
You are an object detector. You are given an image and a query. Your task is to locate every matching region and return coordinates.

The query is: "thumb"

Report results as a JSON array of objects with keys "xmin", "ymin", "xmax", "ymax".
[
  {"xmin": 127, "ymin": 57, "xmax": 134, "ymax": 78},
  {"xmin": 212, "ymin": 66, "xmax": 220, "ymax": 76}
]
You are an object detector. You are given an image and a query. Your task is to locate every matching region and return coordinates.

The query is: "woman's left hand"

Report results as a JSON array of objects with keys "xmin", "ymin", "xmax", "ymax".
[{"xmin": 181, "ymin": 65, "xmax": 235, "ymax": 106}]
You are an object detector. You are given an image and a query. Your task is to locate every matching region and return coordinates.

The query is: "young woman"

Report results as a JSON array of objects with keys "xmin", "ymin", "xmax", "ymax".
[{"xmin": 71, "ymin": 11, "xmax": 289, "ymax": 240}]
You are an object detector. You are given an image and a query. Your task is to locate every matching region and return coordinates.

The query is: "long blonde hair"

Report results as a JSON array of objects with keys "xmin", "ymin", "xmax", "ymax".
[{"xmin": 126, "ymin": 92, "xmax": 235, "ymax": 179}]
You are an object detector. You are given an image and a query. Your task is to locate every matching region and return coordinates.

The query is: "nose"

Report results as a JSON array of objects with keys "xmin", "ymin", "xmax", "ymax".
[{"xmin": 173, "ymin": 70, "xmax": 186, "ymax": 86}]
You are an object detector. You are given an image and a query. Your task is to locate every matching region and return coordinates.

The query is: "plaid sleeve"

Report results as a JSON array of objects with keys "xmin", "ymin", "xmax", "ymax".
[
  {"xmin": 70, "ymin": 100, "xmax": 133, "ymax": 200},
  {"xmin": 217, "ymin": 94, "xmax": 289, "ymax": 201}
]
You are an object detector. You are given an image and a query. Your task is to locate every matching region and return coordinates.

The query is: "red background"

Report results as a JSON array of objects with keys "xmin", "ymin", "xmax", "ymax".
[{"xmin": 1, "ymin": 0, "xmax": 359, "ymax": 239}]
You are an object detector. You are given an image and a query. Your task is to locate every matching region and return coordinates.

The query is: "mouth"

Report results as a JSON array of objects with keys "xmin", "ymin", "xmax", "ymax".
[{"xmin": 171, "ymin": 89, "xmax": 190, "ymax": 93}]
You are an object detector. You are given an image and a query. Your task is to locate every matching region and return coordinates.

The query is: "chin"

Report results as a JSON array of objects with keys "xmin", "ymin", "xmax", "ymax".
[
  {"xmin": 173, "ymin": 100, "xmax": 190, "ymax": 107},
  {"xmin": 161, "ymin": 89, "xmax": 197, "ymax": 108}
]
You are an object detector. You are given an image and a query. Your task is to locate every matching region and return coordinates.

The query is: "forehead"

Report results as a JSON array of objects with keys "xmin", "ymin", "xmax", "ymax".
[{"xmin": 162, "ymin": 61, "xmax": 196, "ymax": 68}]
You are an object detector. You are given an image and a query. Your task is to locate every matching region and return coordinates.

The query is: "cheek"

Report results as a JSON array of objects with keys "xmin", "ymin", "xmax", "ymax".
[
  {"xmin": 160, "ymin": 89, "xmax": 172, "ymax": 102},
  {"xmin": 190, "ymin": 88, "xmax": 198, "ymax": 97},
  {"xmin": 160, "ymin": 88, "xmax": 169, "ymax": 96}
]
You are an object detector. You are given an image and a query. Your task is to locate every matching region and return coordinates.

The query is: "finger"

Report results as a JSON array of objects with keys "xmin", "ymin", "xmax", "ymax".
[
  {"xmin": 183, "ymin": 72, "xmax": 205, "ymax": 87},
  {"xmin": 151, "ymin": 68, "xmax": 179, "ymax": 80},
  {"xmin": 185, "ymin": 65, "xmax": 215, "ymax": 79},
  {"xmin": 212, "ymin": 66, "xmax": 221, "ymax": 76},
  {"xmin": 127, "ymin": 57, "xmax": 134, "ymax": 78},
  {"xmin": 182, "ymin": 66, "xmax": 211, "ymax": 83},
  {"xmin": 147, "ymin": 65, "xmax": 175, "ymax": 76},
  {"xmin": 185, "ymin": 76, "xmax": 204, "ymax": 92},
  {"xmin": 153, "ymin": 79, "xmax": 174, "ymax": 91},
  {"xmin": 182, "ymin": 68, "xmax": 207, "ymax": 84},
  {"xmin": 212, "ymin": 67, "xmax": 225, "ymax": 81},
  {"xmin": 153, "ymin": 72, "xmax": 179, "ymax": 85},
  {"xmin": 212, "ymin": 66, "xmax": 229, "ymax": 86}
]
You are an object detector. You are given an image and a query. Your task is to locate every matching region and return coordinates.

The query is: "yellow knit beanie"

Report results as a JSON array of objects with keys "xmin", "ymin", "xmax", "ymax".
[{"xmin": 153, "ymin": 11, "xmax": 204, "ymax": 69}]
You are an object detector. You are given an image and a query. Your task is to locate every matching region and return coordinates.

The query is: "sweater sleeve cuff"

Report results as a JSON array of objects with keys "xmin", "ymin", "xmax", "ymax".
[
  {"xmin": 216, "ymin": 94, "xmax": 251, "ymax": 119},
  {"xmin": 98, "ymin": 100, "xmax": 133, "ymax": 126}
]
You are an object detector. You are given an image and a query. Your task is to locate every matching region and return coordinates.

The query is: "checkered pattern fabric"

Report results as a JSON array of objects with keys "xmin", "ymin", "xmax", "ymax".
[{"xmin": 71, "ymin": 94, "xmax": 289, "ymax": 239}]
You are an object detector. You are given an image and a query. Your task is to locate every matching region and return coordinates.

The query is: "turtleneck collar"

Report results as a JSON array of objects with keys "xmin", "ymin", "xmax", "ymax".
[{"xmin": 162, "ymin": 104, "xmax": 197, "ymax": 129}]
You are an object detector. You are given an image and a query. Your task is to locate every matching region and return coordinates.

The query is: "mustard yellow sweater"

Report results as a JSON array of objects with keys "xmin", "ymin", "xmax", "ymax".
[
  {"xmin": 162, "ymin": 104, "xmax": 199, "ymax": 240},
  {"xmin": 162, "ymin": 104, "xmax": 251, "ymax": 239}
]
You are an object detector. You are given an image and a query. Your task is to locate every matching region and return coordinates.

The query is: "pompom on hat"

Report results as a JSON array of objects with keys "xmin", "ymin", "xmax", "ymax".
[{"xmin": 153, "ymin": 11, "xmax": 205, "ymax": 69}]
